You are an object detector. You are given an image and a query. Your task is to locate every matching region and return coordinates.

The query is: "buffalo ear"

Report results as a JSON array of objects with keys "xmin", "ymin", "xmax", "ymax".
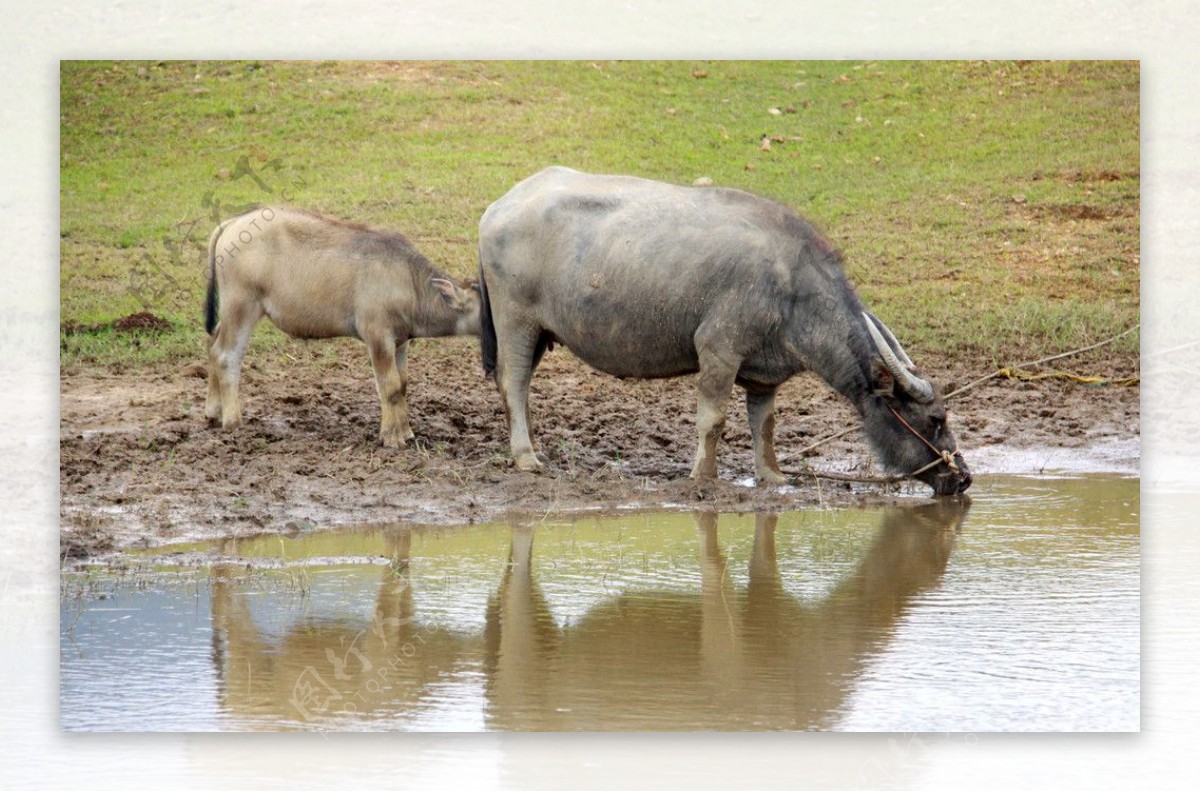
[{"xmin": 870, "ymin": 358, "xmax": 896, "ymax": 397}]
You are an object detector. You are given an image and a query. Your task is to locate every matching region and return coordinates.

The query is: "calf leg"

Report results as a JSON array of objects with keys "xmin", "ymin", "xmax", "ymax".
[
  {"xmin": 205, "ymin": 343, "xmax": 223, "ymax": 424},
  {"xmin": 690, "ymin": 347, "xmax": 738, "ymax": 480},
  {"xmin": 206, "ymin": 300, "xmax": 263, "ymax": 428},
  {"xmin": 746, "ymin": 386, "xmax": 787, "ymax": 484},
  {"xmin": 394, "ymin": 340, "xmax": 415, "ymax": 444},
  {"xmin": 367, "ymin": 334, "xmax": 412, "ymax": 448}
]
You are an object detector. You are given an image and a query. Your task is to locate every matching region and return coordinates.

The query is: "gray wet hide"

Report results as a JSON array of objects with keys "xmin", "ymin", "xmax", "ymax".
[{"xmin": 478, "ymin": 167, "xmax": 970, "ymax": 495}]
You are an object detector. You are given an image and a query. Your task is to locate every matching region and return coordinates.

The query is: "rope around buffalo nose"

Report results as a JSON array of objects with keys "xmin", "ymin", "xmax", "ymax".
[
  {"xmin": 883, "ymin": 401, "xmax": 961, "ymax": 477},
  {"xmin": 908, "ymin": 449, "xmax": 961, "ymax": 478},
  {"xmin": 793, "ymin": 324, "xmax": 1138, "ymax": 488}
]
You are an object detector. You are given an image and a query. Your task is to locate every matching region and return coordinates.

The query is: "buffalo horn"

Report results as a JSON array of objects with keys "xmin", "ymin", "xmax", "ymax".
[
  {"xmin": 863, "ymin": 312, "xmax": 934, "ymax": 402},
  {"xmin": 867, "ymin": 310, "xmax": 915, "ymax": 368}
]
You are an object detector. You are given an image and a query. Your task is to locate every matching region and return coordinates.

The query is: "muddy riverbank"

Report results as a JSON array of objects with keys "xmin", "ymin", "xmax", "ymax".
[{"xmin": 59, "ymin": 338, "xmax": 1139, "ymax": 558}]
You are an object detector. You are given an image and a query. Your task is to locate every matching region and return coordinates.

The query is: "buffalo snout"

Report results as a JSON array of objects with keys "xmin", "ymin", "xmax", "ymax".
[{"xmin": 931, "ymin": 459, "xmax": 972, "ymax": 496}]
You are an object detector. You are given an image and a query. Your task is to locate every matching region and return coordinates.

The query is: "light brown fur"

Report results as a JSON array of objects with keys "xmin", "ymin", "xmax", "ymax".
[{"xmin": 204, "ymin": 206, "xmax": 480, "ymax": 447}]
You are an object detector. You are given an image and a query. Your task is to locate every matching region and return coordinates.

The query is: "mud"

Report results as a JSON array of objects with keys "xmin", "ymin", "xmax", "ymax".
[
  {"xmin": 59, "ymin": 337, "xmax": 1139, "ymax": 559},
  {"xmin": 62, "ymin": 311, "xmax": 174, "ymax": 336}
]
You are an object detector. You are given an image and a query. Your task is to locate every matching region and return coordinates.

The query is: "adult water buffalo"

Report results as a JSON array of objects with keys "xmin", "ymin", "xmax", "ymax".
[
  {"xmin": 205, "ymin": 206, "xmax": 480, "ymax": 447},
  {"xmin": 478, "ymin": 167, "xmax": 970, "ymax": 496}
]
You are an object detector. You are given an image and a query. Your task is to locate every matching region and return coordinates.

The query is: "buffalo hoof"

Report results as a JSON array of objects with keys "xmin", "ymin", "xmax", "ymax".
[
  {"xmin": 514, "ymin": 453, "xmax": 545, "ymax": 473},
  {"xmin": 756, "ymin": 469, "xmax": 789, "ymax": 486}
]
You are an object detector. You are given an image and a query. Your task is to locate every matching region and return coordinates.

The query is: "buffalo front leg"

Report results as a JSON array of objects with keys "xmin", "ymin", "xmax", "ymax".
[
  {"xmin": 495, "ymin": 324, "xmax": 544, "ymax": 472},
  {"xmin": 689, "ymin": 348, "xmax": 738, "ymax": 480},
  {"xmin": 368, "ymin": 334, "xmax": 412, "ymax": 448},
  {"xmin": 746, "ymin": 386, "xmax": 787, "ymax": 484}
]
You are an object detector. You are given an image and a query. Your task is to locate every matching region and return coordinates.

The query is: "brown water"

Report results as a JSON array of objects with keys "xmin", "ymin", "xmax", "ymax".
[{"xmin": 60, "ymin": 474, "xmax": 1139, "ymax": 732}]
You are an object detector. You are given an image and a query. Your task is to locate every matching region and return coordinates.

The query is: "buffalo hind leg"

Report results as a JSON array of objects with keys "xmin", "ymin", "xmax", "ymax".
[
  {"xmin": 206, "ymin": 301, "xmax": 263, "ymax": 429},
  {"xmin": 745, "ymin": 385, "xmax": 787, "ymax": 485},
  {"xmin": 368, "ymin": 334, "xmax": 412, "ymax": 448},
  {"xmin": 495, "ymin": 323, "xmax": 545, "ymax": 472},
  {"xmin": 690, "ymin": 347, "xmax": 738, "ymax": 480}
]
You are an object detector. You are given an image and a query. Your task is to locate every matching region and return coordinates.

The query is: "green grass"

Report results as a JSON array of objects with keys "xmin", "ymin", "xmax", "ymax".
[{"xmin": 61, "ymin": 60, "xmax": 1139, "ymax": 371}]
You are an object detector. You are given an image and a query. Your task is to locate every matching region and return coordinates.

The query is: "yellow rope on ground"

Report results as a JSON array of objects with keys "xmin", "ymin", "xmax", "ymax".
[
  {"xmin": 944, "ymin": 323, "xmax": 1140, "ymax": 400},
  {"xmin": 995, "ymin": 366, "xmax": 1140, "ymax": 387}
]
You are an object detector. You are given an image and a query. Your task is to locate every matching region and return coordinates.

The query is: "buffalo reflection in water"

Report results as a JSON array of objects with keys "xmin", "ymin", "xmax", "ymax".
[
  {"xmin": 209, "ymin": 499, "xmax": 969, "ymax": 730},
  {"xmin": 482, "ymin": 499, "xmax": 969, "ymax": 730}
]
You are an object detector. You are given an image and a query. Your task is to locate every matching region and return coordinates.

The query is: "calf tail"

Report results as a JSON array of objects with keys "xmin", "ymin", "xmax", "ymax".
[
  {"xmin": 204, "ymin": 222, "xmax": 223, "ymax": 335},
  {"xmin": 479, "ymin": 267, "xmax": 498, "ymax": 379}
]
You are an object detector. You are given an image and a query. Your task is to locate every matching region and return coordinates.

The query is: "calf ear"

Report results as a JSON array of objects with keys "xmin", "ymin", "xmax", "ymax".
[{"xmin": 431, "ymin": 278, "xmax": 463, "ymax": 307}]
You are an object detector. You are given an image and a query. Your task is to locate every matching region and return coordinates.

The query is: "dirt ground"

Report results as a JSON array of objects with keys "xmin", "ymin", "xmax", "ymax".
[{"xmin": 59, "ymin": 336, "xmax": 1139, "ymax": 559}]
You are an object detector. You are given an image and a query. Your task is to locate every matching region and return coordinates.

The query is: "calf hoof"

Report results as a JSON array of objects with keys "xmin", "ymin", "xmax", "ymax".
[{"xmin": 380, "ymin": 433, "xmax": 410, "ymax": 450}]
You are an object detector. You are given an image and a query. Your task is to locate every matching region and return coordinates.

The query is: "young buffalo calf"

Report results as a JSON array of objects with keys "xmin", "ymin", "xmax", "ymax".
[{"xmin": 204, "ymin": 206, "xmax": 480, "ymax": 447}]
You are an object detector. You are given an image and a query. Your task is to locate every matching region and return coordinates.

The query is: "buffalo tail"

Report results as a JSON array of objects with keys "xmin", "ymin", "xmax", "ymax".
[{"xmin": 479, "ymin": 268, "xmax": 498, "ymax": 378}]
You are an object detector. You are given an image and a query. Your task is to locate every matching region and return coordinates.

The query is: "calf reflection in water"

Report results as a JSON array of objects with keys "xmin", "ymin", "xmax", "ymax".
[
  {"xmin": 484, "ymin": 500, "xmax": 969, "ymax": 731},
  {"xmin": 210, "ymin": 529, "xmax": 466, "ymax": 727}
]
